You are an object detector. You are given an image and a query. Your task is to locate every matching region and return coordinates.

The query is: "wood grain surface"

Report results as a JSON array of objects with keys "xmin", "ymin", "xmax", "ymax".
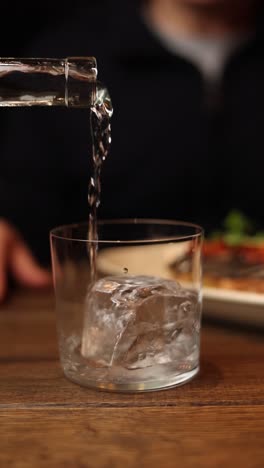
[{"xmin": 0, "ymin": 288, "xmax": 263, "ymax": 467}]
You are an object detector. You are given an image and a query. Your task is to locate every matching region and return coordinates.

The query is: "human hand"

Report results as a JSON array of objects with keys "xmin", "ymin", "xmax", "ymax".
[{"xmin": 0, "ymin": 219, "xmax": 52, "ymax": 302}]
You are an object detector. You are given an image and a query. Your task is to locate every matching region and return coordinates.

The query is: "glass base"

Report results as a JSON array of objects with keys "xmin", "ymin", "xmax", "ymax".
[{"xmin": 63, "ymin": 365, "xmax": 199, "ymax": 393}]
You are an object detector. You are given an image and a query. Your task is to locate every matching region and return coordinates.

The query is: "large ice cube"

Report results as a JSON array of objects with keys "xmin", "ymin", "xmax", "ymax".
[{"xmin": 81, "ymin": 275, "xmax": 199, "ymax": 369}]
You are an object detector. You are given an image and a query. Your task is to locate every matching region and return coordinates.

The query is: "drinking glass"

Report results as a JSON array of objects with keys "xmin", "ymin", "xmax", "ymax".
[{"xmin": 50, "ymin": 219, "xmax": 203, "ymax": 392}]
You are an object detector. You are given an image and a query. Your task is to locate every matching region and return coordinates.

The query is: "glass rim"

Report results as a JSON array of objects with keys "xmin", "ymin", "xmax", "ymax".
[{"xmin": 50, "ymin": 218, "xmax": 204, "ymax": 244}]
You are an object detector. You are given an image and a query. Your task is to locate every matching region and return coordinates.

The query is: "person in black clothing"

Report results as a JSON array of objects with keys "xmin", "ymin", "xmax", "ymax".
[{"xmin": 0, "ymin": 0, "xmax": 262, "ymax": 300}]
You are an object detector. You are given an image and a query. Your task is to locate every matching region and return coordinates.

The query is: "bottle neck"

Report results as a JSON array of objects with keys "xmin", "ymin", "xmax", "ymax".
[{"xmin": 0, "ymin": 57, "xmax": 97, "ymax": 108}]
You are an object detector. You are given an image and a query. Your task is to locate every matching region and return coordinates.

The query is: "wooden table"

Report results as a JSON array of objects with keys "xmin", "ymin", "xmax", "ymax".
[{"xmin": 0, "ymin": 288, "xmax": 263, "ymax": 468}]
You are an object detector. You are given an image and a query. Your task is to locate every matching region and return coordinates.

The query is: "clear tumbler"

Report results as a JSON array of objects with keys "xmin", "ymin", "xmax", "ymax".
[{"xmin": 50, "ymin": 219, "xmax": 203, "ymax": 392}]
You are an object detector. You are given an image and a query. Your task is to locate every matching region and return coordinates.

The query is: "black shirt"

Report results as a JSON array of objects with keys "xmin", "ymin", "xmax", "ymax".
[{"xmin": 0, "ymin": 1, "xmax": 264, "ymax": 264}]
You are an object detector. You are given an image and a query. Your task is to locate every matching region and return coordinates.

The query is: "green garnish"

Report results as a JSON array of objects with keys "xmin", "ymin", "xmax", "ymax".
[
  {"xmin": 209, "ymin": 210, "xmax": 264, "ymax": 246},
  {"xmin": 223, "ymin": 210, "xmax": 253, "ymax": 235}
]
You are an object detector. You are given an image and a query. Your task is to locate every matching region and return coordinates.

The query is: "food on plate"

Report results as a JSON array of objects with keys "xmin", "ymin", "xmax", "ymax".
[
  {"xmin": 200, "ymin": 238, "xmax": 264, "ymax": 292},
  {"xmin": 171, "ymin": 211, "xmax": 264, "ymax": 293}
]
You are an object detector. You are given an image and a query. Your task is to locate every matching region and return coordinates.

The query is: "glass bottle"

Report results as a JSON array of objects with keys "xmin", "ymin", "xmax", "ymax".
[{"xmin": 0, "ymin": 57, "xmax": 97, "ymax": 107}]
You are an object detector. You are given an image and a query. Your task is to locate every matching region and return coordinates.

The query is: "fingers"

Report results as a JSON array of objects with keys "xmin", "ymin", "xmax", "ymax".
[
  {"xmin": 0, "ymin": 261, "xmax": 7, "ymax": 301},
  {"xmin": 10, "ymin": 242, "xmax": 52, "ymax": 288},
  {"xmin": 0, "ymin": 219, "xmax": 52, "ymax": 302}
]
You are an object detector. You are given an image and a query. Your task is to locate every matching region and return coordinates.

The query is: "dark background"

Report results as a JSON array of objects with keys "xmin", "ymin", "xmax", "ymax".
[
  {"xmin": 1, "ymin": 2, "xmax": 264, "ymax": 264},
  {"xmin": 0, "ymin": 6, "xmax": 80, "ymax": 55}
]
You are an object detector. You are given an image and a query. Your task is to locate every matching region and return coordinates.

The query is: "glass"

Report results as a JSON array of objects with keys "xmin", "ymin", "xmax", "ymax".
[
  {"xmin": 0, "ymin": 57, "xmax": 97, "ymax": 107},
  {"xmin": 50, "ymin": 219, "xmax": 203, "ymax": 392}
]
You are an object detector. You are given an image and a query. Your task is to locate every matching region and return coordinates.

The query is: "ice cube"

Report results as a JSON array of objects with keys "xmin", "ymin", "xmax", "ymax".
[{"xmin": 81, "ymin": 275, "xmax": 199, "ymax": 369}]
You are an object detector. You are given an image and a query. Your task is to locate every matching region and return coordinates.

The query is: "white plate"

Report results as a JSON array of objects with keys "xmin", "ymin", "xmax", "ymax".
[{"xmin": 97, "ymin": 244, "xmax": 264, "ymax": 328}]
